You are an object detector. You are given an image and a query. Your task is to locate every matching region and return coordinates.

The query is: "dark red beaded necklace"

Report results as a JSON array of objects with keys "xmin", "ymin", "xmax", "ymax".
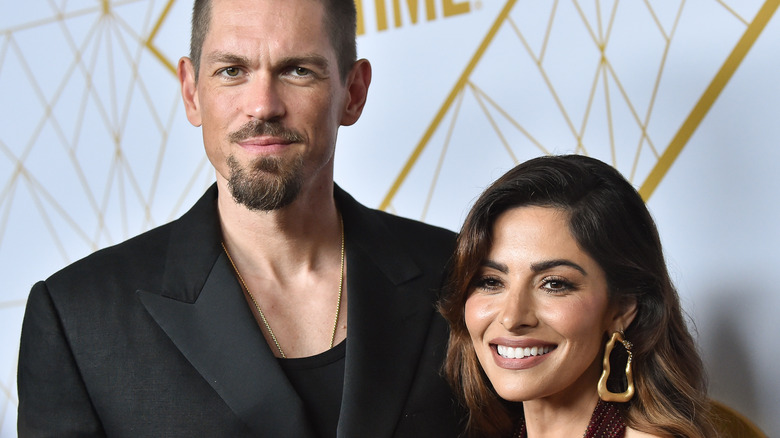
[{"xmin": 513, "ymin": 399, "xmax": 626, "ymax": 438}]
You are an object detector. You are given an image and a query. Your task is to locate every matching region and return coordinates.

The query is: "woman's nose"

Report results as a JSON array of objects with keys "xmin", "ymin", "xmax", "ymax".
[{"xmin": 499, "ymin": 288, "xmax": 537, "ymax": 331}]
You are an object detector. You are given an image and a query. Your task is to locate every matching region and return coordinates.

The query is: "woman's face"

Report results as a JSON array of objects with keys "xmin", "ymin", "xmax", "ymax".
[{"xmin": 464, "ymin": 206, "xmax": 627, "ymax": 403}]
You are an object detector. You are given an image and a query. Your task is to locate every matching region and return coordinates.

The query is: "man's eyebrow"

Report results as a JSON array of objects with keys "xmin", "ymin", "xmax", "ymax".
[
  {"xmin": 278, "ymin": 54, "xmax": 331, "ymax": 71},
  {"xmin": 530, "ymin": 259, "xmax": 587, "ymax": 275},
  {"xmin": 203, "ymin": 51, "xmax": 252, "ymax": 66},
  {"xmin": 202, "ymin": 52, "xmax": 331, "ymax": 71}
]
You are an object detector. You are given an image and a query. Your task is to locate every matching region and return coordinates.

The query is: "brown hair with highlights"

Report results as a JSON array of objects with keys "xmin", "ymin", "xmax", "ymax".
[{"xmin": 439, "ymin": 155, "xmax": 717, "ymax": 437}]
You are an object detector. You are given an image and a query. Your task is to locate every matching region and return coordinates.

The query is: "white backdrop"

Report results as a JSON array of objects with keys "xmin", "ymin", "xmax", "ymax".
[{"xmin": 1, "ymin": 0, "xmax": 779, "ymax": 436}]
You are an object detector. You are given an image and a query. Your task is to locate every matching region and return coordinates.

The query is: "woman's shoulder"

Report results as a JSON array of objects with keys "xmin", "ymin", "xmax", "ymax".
[{"xmin": 625, "ymin": 427, "xmax": 672, "ymax": 438}]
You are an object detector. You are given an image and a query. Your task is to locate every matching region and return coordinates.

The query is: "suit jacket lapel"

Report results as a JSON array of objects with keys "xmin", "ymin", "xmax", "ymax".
[
  {"xmin": 137, "ymin": 184, "xmax": 440, "ymax": 437},
  {"xmin": 336, "ymin": 188, "xmax": 436, "ymax": 438},
  {"xmin": 138, "ymin": 185, "xmax": 316, "ymax": 437}
]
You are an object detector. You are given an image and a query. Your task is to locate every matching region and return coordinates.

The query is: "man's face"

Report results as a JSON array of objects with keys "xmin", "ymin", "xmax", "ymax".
[{"xmin": 181, "ymin": 0, "xmax": 356, "ymax": 210}]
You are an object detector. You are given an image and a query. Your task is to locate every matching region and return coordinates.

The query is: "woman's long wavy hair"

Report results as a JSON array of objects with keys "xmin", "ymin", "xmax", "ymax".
[{"xmin": 439, "ymin": 155, "xmax": 717, "ymax": 437}]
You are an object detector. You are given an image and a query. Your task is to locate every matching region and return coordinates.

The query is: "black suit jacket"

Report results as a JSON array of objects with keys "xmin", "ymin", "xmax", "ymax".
[{"xmin": 18, "ymin": 185, "xmax": 463, "ymax": 437}]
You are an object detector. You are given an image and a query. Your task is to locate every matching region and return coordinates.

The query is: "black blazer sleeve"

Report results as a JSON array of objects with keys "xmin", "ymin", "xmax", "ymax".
[{"xmin": 18, "ymin": 281, "xmax": 106, "ymax": 437}]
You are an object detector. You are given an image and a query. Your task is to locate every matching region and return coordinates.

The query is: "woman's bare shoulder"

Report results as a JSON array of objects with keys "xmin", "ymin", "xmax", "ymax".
[{"xmin": 625, "ymin": 427, "xmax": 672, "ymax": 438}]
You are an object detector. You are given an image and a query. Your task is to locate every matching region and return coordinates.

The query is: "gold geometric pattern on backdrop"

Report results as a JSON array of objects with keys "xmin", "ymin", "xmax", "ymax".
[
  {"xmin": 0, "ymin": 0, "xmax": 208, "ymax": 431},
  {"xmin": 380, "ymin": 0, "xmax": 779, "ymax": 219},
  {"xmin": 0, "ymin": 0, "xmax": 778, "ymax": 433}
]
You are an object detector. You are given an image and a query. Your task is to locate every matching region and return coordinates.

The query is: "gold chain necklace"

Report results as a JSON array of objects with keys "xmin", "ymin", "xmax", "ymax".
[{"xmin": 221, "ymin": 218, "xmax": 345, "ymax": 359}]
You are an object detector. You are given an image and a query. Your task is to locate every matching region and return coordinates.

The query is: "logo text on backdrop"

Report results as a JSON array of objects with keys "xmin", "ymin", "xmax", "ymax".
[{"xmin": 356, "ymin": 0, "xmax": 472, "ymax": 33}]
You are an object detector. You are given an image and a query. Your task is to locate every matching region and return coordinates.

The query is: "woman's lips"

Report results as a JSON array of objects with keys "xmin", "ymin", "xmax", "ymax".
[{"xmin": 489, "ymin": 340, "xmax": 557, "ymax": 370}]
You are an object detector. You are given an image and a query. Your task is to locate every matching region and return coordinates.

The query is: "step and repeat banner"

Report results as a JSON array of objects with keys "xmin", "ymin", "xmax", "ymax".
[{"xmin": 1, "ymin": 0, "xmax": 779, "ymax": 435}]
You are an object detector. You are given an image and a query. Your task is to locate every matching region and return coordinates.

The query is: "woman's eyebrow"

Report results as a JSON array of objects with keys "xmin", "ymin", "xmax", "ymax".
[
  {"xmin": 530, "ymin": 259, "xmax": 587, "ymax": 275},
  {"xmin": 481, "ymin": 259, "xmax": 509, "ymax": 274}
]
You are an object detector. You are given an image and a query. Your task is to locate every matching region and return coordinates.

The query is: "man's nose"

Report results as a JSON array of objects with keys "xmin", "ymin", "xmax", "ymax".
[{"xmin": 245, "ymin": 74, "xmax": 286, "ymax": 121}]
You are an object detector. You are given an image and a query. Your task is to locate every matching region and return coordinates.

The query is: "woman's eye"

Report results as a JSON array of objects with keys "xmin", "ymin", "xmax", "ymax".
[
  {"xmin": 474, "ymin": 276, "xmax": 502, "ymax": 291},
  {"xmin": 542, "ymin": 278, "xmax": 572, "ymax": 293}
]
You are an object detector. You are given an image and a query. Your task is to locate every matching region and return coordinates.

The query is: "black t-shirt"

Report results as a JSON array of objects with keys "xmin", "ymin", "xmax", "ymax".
[{"xmin": 277, "ymin": 340, "xmax": 346, "ymax": 438}]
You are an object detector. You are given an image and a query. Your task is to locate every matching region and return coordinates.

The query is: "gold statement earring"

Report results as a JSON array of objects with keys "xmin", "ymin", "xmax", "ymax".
[{"xmin": 597, "ymin": 330, "xmax": 635, "ymax": 402}]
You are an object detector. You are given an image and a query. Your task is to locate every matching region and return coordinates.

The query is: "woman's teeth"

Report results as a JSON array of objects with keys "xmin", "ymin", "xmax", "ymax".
[{"xmin": 496, "ymin": 345, "xmax": 552, "ymax": 359}]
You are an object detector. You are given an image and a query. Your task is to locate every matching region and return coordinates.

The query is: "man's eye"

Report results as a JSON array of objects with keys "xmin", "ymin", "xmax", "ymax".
[
  {"xmin": 220, "ymin": 67, "xmax": 240, "ymax": 77},
  {"xmin": 292, "ymin": 67, "xmax": 311, "ymax": 77}
]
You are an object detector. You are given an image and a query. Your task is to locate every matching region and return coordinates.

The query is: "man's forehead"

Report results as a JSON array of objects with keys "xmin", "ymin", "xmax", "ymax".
[
  {"xmin": 208, "ymin": 0, "xmax": 326, "ymax": 23},
  {"xmin": 198, "ymin": 0, "xmax": 337, "ymax": 72},
  {"xmin": 204, "ymin": 0, "xmax": 328, "ymax": 44}
]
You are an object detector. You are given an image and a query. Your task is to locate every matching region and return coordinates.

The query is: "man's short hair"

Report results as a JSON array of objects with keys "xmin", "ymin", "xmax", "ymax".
[{"xmin": 189, "ymin": 0, "xmax": 357, "ymax": 82}]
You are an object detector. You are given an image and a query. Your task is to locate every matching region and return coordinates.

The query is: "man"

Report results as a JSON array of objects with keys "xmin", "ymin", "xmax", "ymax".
[{"xmin": 16, "ymin": 0, "xmax": 463, "ymax": 436}]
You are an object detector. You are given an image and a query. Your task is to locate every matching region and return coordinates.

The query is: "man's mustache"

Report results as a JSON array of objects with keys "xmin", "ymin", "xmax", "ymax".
[{"xmin": 228, "ymin": 120, "xmax": 305, "ymax": 143}]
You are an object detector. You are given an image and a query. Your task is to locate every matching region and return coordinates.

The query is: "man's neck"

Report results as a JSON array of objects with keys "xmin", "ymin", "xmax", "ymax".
[
  {"xmin": 214, "ymin": 175, "xmax": 347, "ymax": 358},
  {"xmin": 215, "ymin": 176, "xmax": 341, "ymax": 278}
]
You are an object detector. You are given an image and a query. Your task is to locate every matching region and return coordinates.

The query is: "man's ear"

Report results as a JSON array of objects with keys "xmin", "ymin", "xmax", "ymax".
[
  {"xmin": 340, "ymin": 59, "xmax": 372, "ymax": 126},
  {"xmin": 178, "ymin": 57, "xmax": 202, "ymax": 127},
  {"xmin": 610, "ymin": 297, "xmax": 638, "ymax": 333}
]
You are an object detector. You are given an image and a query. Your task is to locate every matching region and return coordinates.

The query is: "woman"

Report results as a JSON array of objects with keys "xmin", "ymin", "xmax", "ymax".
[{"xmin": 439, "ymin": 155, "xmax": 717, "ymax": 437}]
